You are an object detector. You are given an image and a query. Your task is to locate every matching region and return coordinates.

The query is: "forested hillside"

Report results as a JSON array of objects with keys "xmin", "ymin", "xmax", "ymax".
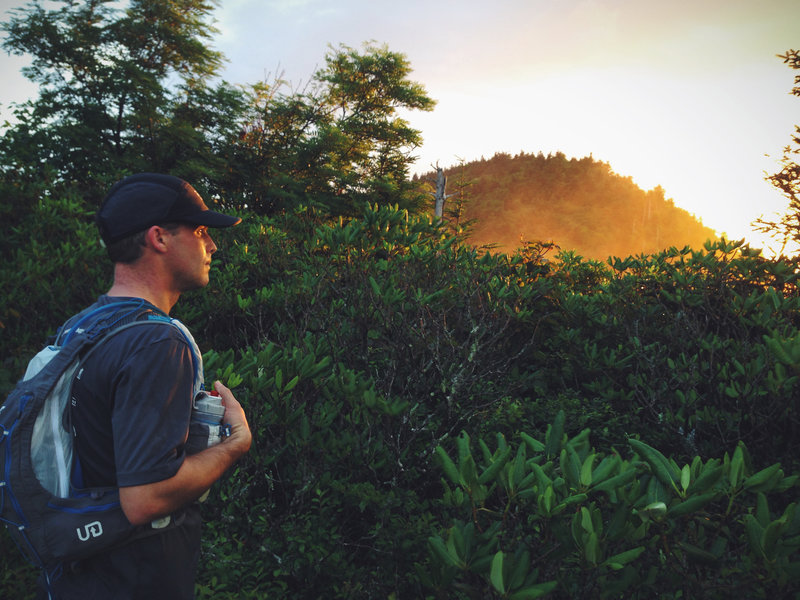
[{"xmin": 416, "ymin": 152, "xmax": 718, "ymax": 259}]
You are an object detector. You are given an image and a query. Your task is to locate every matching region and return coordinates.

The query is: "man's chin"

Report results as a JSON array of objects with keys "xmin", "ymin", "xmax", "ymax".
[{"xmin": 179, "ymin": 276, "xmax": 210, "ymax": 293}]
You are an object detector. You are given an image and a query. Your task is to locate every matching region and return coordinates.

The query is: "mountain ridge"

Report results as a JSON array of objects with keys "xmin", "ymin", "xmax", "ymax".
[{"xmin": 415, "ymin": 151, "xmax": 718, "ymax": 260}]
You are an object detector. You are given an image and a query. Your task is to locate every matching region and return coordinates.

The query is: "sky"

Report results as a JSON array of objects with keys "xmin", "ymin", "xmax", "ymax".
[{"xmin": 1, "ymin": 0, "xmax": 798, "ymax": 254}]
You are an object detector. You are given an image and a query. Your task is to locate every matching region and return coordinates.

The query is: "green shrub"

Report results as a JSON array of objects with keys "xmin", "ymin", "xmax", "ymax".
[
  {"xmin": 3, "ymin": 203, "xmax": 800, "ymax": 598},
  {"xmin": 0, "ymin": 185, "xmax": 109, "ymax": 394},
  {"xmin": 425, "ymin": 411, "xmax": 800, "ymax": 599},
  {"xmin": 525, "ymin": 241, "xmax": 800, "ymax": 471}
]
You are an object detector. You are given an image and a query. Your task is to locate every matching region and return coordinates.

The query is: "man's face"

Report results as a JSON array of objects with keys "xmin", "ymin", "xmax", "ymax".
[{"xmin": 166, "ymin": 224, "xmax": 218, "ymax": 292}]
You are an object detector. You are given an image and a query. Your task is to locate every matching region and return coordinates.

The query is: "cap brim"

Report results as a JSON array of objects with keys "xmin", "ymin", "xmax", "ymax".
[{"xmin": 183, "ymin": 211, "xmax": 242, "ymax": 228}]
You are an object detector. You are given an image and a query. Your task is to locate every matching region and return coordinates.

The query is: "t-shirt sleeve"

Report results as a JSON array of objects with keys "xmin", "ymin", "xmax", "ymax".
[{"xmin": 111, "ymin": 333, "xmax": 196, "ymax": 488}]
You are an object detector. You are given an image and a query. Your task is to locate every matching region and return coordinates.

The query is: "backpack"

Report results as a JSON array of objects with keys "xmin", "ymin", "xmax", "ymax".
[{"xmin": 0, "ymin": 299, "xmax": 203, "ymax": 584}]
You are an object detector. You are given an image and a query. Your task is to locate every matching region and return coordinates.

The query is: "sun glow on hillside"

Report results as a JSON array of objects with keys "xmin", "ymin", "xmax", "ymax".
[{"xmin": 407, "ymin": 58, "xmax": 796, "ymax": 259}]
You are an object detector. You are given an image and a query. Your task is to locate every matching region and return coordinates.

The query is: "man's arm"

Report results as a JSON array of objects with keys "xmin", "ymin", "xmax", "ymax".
[{"xmin": 119, "ymin": 381, "xmax": 252, "ymax": 526}]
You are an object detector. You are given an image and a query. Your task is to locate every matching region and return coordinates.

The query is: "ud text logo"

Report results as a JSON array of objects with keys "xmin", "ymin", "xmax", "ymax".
[{"xmin": 77, "ymin": 521, "xmax": 103, "ymax": 541}]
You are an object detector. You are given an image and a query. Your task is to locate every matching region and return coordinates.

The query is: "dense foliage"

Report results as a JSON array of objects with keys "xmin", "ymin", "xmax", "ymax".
[
  {"xmin": 429, "ymin": 419, "xmax": 798, "ymax": 599},
  {"xmin": 2, "ymin": 201, "xmax": 799, "ymax": 598},
  {"xmin": 415, "ymin": 152, "xmax": 718, "ymax": 260},
  {"xmin": 0, "ymin": 1, "xmax": 433, "ymax": 219},
  {"xmin": 217, "ymin": 43, "xmax": 435, "ymax": 217},
  {"xmin": 0, "ymin": 0, "xmax": 238, "ymax": 205}
]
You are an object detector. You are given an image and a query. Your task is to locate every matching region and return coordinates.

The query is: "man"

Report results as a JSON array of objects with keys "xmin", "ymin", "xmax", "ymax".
[{"xmin": 44, "ymin": 173, "xmax": 252, "ymax": 599}]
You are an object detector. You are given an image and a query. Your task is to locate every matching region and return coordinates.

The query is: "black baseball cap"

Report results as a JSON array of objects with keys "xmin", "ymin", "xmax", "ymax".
[{"xmin": 96, "ymin": 173, "xmax": 241, "ymax": 245}]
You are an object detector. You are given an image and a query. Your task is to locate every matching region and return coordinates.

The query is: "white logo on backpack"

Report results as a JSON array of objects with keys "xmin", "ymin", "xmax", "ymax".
[{"xmin": 77, "ymin": 520, "xmax": 104, "ymax": 542}]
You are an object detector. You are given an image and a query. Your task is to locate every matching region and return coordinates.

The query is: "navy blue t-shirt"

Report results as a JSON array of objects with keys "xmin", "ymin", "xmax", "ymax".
[
  {"xmin": 70, "ymin": 296, "xmax": 196, "ymax": 488},
  {"xmin": 47, "ymin": 296, "xmax": 202, "ymax": 600}
]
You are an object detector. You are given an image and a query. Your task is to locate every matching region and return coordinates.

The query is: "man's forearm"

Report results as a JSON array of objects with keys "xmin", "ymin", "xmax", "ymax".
[
  {"xmin": 120, "ymin": 382, "xmax": 252, "ymax": 526},
  {"xmin": 120, "ymin": 436, "xmax": 249, "ymax": 526}
]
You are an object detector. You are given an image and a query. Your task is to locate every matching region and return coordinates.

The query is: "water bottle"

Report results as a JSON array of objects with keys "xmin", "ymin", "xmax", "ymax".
[
  {"xmin": 186, "ymin": 390, "xmax": 227, "ymax": 453},
  {"xmin": 153, "ymin": 390, "xmax": 229, "ymax": 524}
]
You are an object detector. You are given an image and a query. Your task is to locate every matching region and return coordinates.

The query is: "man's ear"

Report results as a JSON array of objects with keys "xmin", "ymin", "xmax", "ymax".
[{"xmin": 144, "ymin": 225, "xmax": 172, "ymax": 254}]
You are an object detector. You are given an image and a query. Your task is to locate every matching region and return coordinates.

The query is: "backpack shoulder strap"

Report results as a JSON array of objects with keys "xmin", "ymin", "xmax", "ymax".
[{"xmin": 79, "ymin": 314, "xmax": 204, "ymax": 395}]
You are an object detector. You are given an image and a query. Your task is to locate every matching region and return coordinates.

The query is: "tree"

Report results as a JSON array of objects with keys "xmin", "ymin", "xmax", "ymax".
[
  {"xmin": 755, "ymin": 50, "xmax": 800, "ymax": 253},
  {"xmin": 216, "ymin": 74, "xmax": 329, "ymax": 215},
  {"xmin": 318, "ymin": 43, "xmax": 435, "ymax": 212},
  {"xmin": 222, "ymin": 43, "xmax": 435, "ymax": 216},
  {"xmin": 2, "ymin": 3, "xmax": 434, "ymax": 219},
  {"xmin": 0, "ymin": 0, "xmax": 244, "ymax": 207}
]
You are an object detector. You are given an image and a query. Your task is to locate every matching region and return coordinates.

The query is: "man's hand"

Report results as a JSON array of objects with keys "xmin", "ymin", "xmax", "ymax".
[
  {"xmin": 120, "ymin": 381, "xmax": 252, "ymax": 526},
  {"xmin": 213, "ymin": 380, "xmax": 252, "ymax": 455}
]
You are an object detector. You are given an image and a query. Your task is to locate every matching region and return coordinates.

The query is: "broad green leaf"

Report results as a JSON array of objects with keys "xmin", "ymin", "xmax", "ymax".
[
  {"xmin": 602, "ymin": 546, "xmax": 645, "ymax": 570},
  {"xmin": 520, "ymin": 432, "xmax": 545, "ymax": 453},
  {"xmin": 680, "ymin": 464, "xmax": 691, "ymax": 492},
  {"xmin": 545, "ymin": 410, "xmax": 565, "ymax": 458},
  {"xmin": 490, "ymin": 551, "xmax": 505, "ymax": 594},
  {"xmin": 629, "ymin": 438, "xmax": 679, "ymax": 487},
  {"xmin": 743, "ymin": 463, "xmax": 782, "ymax": 491},
  {"xmin": 677, "ymin": 542, "xmax": 719, "ymax": 565},
  {"xmin": 283, "ymin": 374, "xmax": 300, "ymax": 392},
  {"xmin": 428, "ymin": 537, "xmax": 460, "ymax": 568},
  {"xmin": 435, "ymin": 446, "xmax": 461, "ymax": 485},
  {"xmin": 729, "ymin": 443, "xmax": 746, "ymax": 488},
  {"xmin": 509, "ymin": 581, "xmax": 558, "ymax": 599},
  {"xmin": 580, "ymin": 506, "xmax": 594, "ymax": 533},
  {"xmin": 744, "ymin": 515, "xmax": 765, "ymax": 558},
  {"xmin": 478, "ymin": 445, "xmax": 512, "ymax": 485},
  {"xmin": 667, "ymin": 492, "xmax": 718, "ymax": 518},
  {"xmin": 686, "ymin": 463, "xmax": 723, "ymax": 495},
  {"xmin": 580, "ymin": 453, "xmax": 596, "ymax": 488}
]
